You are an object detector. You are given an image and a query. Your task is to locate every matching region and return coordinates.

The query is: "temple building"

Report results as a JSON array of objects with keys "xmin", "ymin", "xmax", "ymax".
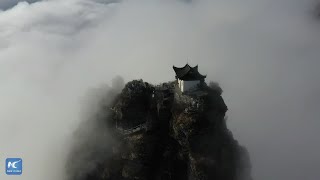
[{"xmin": 173, "ymin": 64, "xmax": 206, "ymax": 92}]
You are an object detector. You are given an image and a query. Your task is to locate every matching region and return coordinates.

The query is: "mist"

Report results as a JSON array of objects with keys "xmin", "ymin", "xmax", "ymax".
[{"xmin": 0, "ymin": 0, "xmax": 319, "ymax": 180}]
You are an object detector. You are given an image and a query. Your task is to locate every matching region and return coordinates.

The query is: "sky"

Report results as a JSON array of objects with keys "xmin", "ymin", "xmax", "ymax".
[{"xmin": 0, "ymin": 0, "xmax": 319, "ymax": 180}]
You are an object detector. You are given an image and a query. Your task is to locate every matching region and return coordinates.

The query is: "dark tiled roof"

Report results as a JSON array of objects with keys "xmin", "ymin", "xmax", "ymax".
[{"xmin": 173, "ymin": 64, "xmax": 206, "ymax": 80}]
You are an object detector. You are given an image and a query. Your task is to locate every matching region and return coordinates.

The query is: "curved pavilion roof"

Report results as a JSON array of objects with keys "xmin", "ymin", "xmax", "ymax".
[{"xmin": 173, "ymin": 64, "xmax": 206, "ymax": 81}]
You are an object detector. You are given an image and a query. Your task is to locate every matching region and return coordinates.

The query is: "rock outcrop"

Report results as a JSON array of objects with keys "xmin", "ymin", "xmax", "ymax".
[{"xmin": 67, "ymin": 79, "xmax": 252, "ymax": 180}]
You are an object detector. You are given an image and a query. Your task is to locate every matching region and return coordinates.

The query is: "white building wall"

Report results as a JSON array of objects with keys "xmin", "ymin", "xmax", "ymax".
[
  {"xmin": 178, "ymin": 79, "xmax": 200, "ymax": 92},
  {"xmin": 178, "ymin": 79, "xmax": 184, "ymax": 92}
]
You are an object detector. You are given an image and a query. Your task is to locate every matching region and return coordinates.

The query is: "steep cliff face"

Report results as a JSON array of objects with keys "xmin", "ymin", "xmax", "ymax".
[{"xmin": 68, "ymin": 80, "xmax": 252, "ymax": 180}]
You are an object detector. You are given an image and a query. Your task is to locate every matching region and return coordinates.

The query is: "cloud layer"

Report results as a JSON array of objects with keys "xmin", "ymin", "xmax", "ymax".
[
  {"xmin": 0, "ymin": 0, "xmax": 41, "ymax": 10},
  {"xmin": 0, "ymin": 0, "xmax": 319, "ymax": 180}
]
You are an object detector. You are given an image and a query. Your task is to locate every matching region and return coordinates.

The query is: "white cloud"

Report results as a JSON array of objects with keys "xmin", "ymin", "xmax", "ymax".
[
  {"xmin": 0, "ymin": 0, "xmax": 41, "ymax": 10},
  {"xmin": 0, "ymin": 0, "xmax": 319, "ymax": 180}
]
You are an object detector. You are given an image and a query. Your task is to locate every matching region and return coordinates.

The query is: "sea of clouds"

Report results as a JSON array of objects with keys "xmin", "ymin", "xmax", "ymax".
[{"xmin": 0, "ymin": 0, "xmax": 319, "ymax": 180}]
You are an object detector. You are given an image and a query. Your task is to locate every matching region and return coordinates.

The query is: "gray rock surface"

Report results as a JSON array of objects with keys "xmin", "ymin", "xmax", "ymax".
[{"xmin": 67, "ymin": 79, "xmax": 252, "ymax": 180}]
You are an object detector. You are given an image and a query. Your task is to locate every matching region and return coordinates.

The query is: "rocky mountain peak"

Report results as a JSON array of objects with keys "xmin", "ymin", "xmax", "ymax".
[{"xmin": 67, "ymin": 79, "xmax": 252, "ymax": 180}]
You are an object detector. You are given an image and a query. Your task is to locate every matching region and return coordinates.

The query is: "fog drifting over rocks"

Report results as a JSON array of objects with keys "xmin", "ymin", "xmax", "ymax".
[{"xmin": 0, "ymin": 0, "xmax": 319, "ymax": 180}]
